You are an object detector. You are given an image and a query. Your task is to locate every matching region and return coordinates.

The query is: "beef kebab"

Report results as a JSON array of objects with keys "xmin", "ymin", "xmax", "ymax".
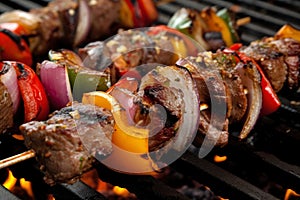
[
  {"xmin": 10, "ymin": 25, "xmax": 299, "ymax": 185},
  {"xmin": 19, "ymin": 63, "xmax": 200, "ymax": 185},
  {"xmin": 0, "ymin": 0, "xmax": 158, "ymax": 60},
  {"xmin": 0, "ymin": 4, "xmax": 299, "ymax": 184}
]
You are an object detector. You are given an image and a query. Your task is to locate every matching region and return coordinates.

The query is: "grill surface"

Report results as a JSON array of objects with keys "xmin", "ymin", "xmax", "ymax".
[{"xmin": 0, "ymin": 0, "xmax": 300, "ymax": 200}]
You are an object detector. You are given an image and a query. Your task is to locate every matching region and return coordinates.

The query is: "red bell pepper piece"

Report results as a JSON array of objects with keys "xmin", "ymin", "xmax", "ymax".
[
  {"xmin": 0, "ymin": 23, "xmax": 32, "ymax": 66},
  {"xmin": 135, "ymin": 0, "xmax": 158, "ymax": 26},
  {"xmin": 120, "ymin": 0, "xmax": 158, "ymax": 27},
  {"xmin": 12, "ymin": 62, "xmax": 49, "ymax": 122},
  {"xmin": 225, "ymin": 45, "xmax": 281, "ymax": 116},
  {"xmin": 237, "ymin": 51, "xmax": 281, "ymax": 115}
]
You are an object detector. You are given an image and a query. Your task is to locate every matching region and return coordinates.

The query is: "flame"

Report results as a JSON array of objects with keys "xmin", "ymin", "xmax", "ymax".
[
  {"xmin": 20, "ymin": 178, "xmax": 34, "ymax": 198},
  {"xmin": 97, "ymin": 180, "xmax": 109, "ymax": 192},
  {"xmin": 214, "ymin": 155, "xmax": 227, "ymax": 163},
  {"xmin": 113, "ymin": 186, "xmax": 130, "ymax": 197},
  {"xmin": 48, "ymin": 194, "xmax": 56, "ymax": 200},
  {"xmin": 2, "ymin": 169, "xmax": 17, "ymax": 190},
  {"xmin": 12, "ymin": 134, "xmax": 24, "ymax": 140},
  {"xmin": 284, "ymin": 188, "xmax": 300, "ymax": 200}
]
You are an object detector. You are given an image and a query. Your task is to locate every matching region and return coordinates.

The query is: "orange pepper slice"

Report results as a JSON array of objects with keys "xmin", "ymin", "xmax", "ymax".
[{"xmin": 82, "ymin": 91, "xmax": 149, "ymax": 154}]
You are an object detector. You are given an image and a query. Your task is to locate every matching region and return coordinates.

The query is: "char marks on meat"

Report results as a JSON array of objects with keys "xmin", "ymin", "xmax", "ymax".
[
  {"xmin": 242, "ymin": 37, "xmax": 300, "ymax": 92},
  {"xmin": 29, "ymin": 0, "xmax": 121, "ymax": 56},
  {"xmin": 134, "ymin": 68, "xmax": 183, "ymax": 152},
  {"xmin": 20, "ymin": 102, "xmax": 114, "ymax": 185},
  {"xmin": 184, "ymin": 51, "xmax": 249, "ymax": 146}
]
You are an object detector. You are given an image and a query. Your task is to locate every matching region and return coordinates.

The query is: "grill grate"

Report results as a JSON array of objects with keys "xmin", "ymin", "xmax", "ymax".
[{"xmin": 0, "ymin": 0, "xmax": 300, "ymax": 200}]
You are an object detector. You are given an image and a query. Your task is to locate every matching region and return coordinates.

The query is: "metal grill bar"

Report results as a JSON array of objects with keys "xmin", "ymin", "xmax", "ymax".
[
  {"xmin": 0, "ymin": 186, "xmax": 21, "ymax": 200},
  {"xmin": 50, "ymin": 181, "xmax": 108, "ymax": 200},
  {"xmin": 0, "ymin": 0, "xmax": 42, "ymax": 11},
  {"xmin": 173, "ymin": 151, "xmax": 279, "ymax": 200}
]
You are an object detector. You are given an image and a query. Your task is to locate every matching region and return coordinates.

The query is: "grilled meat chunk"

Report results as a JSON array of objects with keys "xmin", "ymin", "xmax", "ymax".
[
  {"xmin": 134, "ymin": 69, "xmax": 183, "ymax": 152},
  {"xmin": 184, "ymin": 51, "xmax": 249, "ymax": 146},
  {"xmin": 78, "ymin": 29, "xmax": 180, "ymax": 80},
  {"xmin": 20, "ymin": 102, "xmax": 114, "ymax": 185},
  {"xmin": 3, "ymin": 0, "xmax": 121, "ymax": 57},
  {"xmin": 241, "ymin": 37, "xmax": 300, "ymax": 91}
]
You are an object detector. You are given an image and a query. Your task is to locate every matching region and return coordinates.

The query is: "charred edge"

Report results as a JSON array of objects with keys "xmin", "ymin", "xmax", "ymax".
[
  {"xmin": 16, "ymin": 62, "xmax": 28, "ymax": 78},
  {"xmin": 0, "ymin": 29, "xmax": 25, "ymax": 50},
  {"xmin": 0, "ymin": 62, "xmax": 10, "ymax": 75}
]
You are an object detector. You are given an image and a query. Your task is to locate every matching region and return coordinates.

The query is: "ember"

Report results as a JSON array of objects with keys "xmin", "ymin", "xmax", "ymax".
[{"xmin": 2, "ymin": 169, "xmax": 34, "ymax": 199}]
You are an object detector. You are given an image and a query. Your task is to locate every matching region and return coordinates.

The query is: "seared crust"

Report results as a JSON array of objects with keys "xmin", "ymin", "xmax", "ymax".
[
  {"xmin": 242, "ymin": 37, "xmax": 300, "ymax": 92},
  {"xmin": 20, "ymin": 102, "xmax": 114, "ymax": 185}
]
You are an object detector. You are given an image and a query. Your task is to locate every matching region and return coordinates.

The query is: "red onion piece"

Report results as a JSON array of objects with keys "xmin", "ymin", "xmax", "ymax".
[
  {"xmin": 235, "ymin": 62, "xmax": 262, "ymax": 139},
  {"xmin": 0, "ymin": 62, "xmax": 20, "ymax": 114},
  {"xmin": 107, "ymin": 77, "xmax": 139, "ymax": 125},
  {"xmin": 39, "ymin": 61, "xmax": 73, "ymax": 111},
  {"xmin": 74, "ymin": 0, "xmax": 91, "ymax": 47}
]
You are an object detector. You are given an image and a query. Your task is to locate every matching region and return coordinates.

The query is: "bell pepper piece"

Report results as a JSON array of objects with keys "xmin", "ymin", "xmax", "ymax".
[
  {"xmin": 217, "ymin": 8, "xmax": 239, "ymax": 44},
  {"xmin": 82, "ymin": 91, "xmax": 149, "ymax": 154},
  {"xmin": 119, "ymin": 0, "xmax": 137, "ymax": 28},
  {"xmin": 223, "ymin": 46, "xmax": 281, "ymax": 116},
  {"xmin": 72, "ymin": 69, "xmax": 111, "ymax": 101},
  {"xmin": 275, "ymin": 24, "xmax": 300, "ymax": 42},
  {"xmin": 0, "ymin": 28, "xmax": 32, "ymax": 66},
  {"xmin": 135, "ymin": 0, "xmax": 158, "ymax": 26},
  {"xmin": 200, "ymin": 8, "xmax": 233, "ymax": 46},
  {"xmin": 48, "ymin": 49, "xmax": 111, "ymax": 101},
  {"xmin": 237, "ymin": 52, "xmax": 281, "ymax": 116},
  {"xmin": 13, "ymin": 62, "xmax": 49, "ymax": 122}
]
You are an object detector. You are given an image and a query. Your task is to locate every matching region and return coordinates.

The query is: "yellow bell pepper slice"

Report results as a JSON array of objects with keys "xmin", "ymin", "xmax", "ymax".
[
  {"xmin": 200, "ymin": 8, "xmax": 233, "ymax": 46},
  {"xmin": 275, "ymin": 24, "xmax": 300, "ymax": 42},
  {"xmin": 82, "ymin": 91, "xmax": 149, "ymax": 154}
]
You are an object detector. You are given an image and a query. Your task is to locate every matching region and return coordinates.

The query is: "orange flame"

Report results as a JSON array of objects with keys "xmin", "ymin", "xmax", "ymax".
[
  {"xmin": 113, "ymin": 186, "xmax": 130, "ymax": 197},
  {"xmin": 47, "ymin": 194, "xmax": 56, "ymax": 200},
  {"xmin": 284, "ymin": 188, "xmax": 300, "ymax": 200},
  {"xmin": 20, "ymin": 178, "xmax": 34, "ymax": 198},
  {"xmin": 214, "ymin": 155, "xmax": 227, "ymax": 163},
  {"xmin": 2, "ymin": 169, "xmax": 17, "ymax": 190},
  {"xmin": 12, "ymin": 134, "xmax": 24, "ymax": 140}
]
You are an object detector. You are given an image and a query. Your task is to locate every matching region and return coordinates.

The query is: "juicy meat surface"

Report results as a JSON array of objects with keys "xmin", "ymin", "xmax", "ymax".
[
  {"xmin": 29, "ymin": 0, "xmax": 121, "ymax": 56},
  {"xmin": 270, "ymin": 38, "xmax": 300, "ymax": 90},
  {"xmin": 20, "ymin": 103, "xmax": 114, "ymax": 185},
  {"xmin": 242, "ymin": 37, "xmax": 300, "ymax": 92},
  {"xmin": 135, "ymin": 69, "xmax": 183, "ymax": 152},
  {"xmin": 184, "ymin": 51, "xmax": 249, "ymax": 146}
]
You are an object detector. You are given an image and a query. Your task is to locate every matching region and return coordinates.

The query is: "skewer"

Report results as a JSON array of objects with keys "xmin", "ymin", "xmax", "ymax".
[
  {"xmin": 237, "ymin": 17, "xmax": 251, "ymax": 27},
  {"xmin": 0, "ymin": 149, "xmax": 36, "ymax": 170}
]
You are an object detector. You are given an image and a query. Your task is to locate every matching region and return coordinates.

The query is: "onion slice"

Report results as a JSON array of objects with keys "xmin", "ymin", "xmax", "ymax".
[
  {"xmin": 0, "ymin": 62, "xmax": 20, "ymax": 114},
  {"xmin": 74, "ymin": 0, "xmax": 91, "ymax": 47},
  {"xmin": 235, "ymin": 62, "xmax": 262, "ymax": 139},
  {"xmin": 39, "ymin": 61, "xmax": 73, "ymax": 111},
  {"xmin": 139, "ymin": 65, "xmax": 200, "ymax": 154}
]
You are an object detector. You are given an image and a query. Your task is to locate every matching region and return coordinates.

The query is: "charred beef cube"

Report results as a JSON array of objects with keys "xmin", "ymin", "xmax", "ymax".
[
  {"xmin": 241, "ymin": 37, "xmax": 300, "ymax": 92},
  {"xmin": 20, "ymin": 103, "xmax": 114, "ymax": 185}
]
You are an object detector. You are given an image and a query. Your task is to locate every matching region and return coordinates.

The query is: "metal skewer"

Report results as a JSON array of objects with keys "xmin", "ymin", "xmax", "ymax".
[{"xmin": 0, "ymin": 149, "xmax": 36, "ymax": 170}]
